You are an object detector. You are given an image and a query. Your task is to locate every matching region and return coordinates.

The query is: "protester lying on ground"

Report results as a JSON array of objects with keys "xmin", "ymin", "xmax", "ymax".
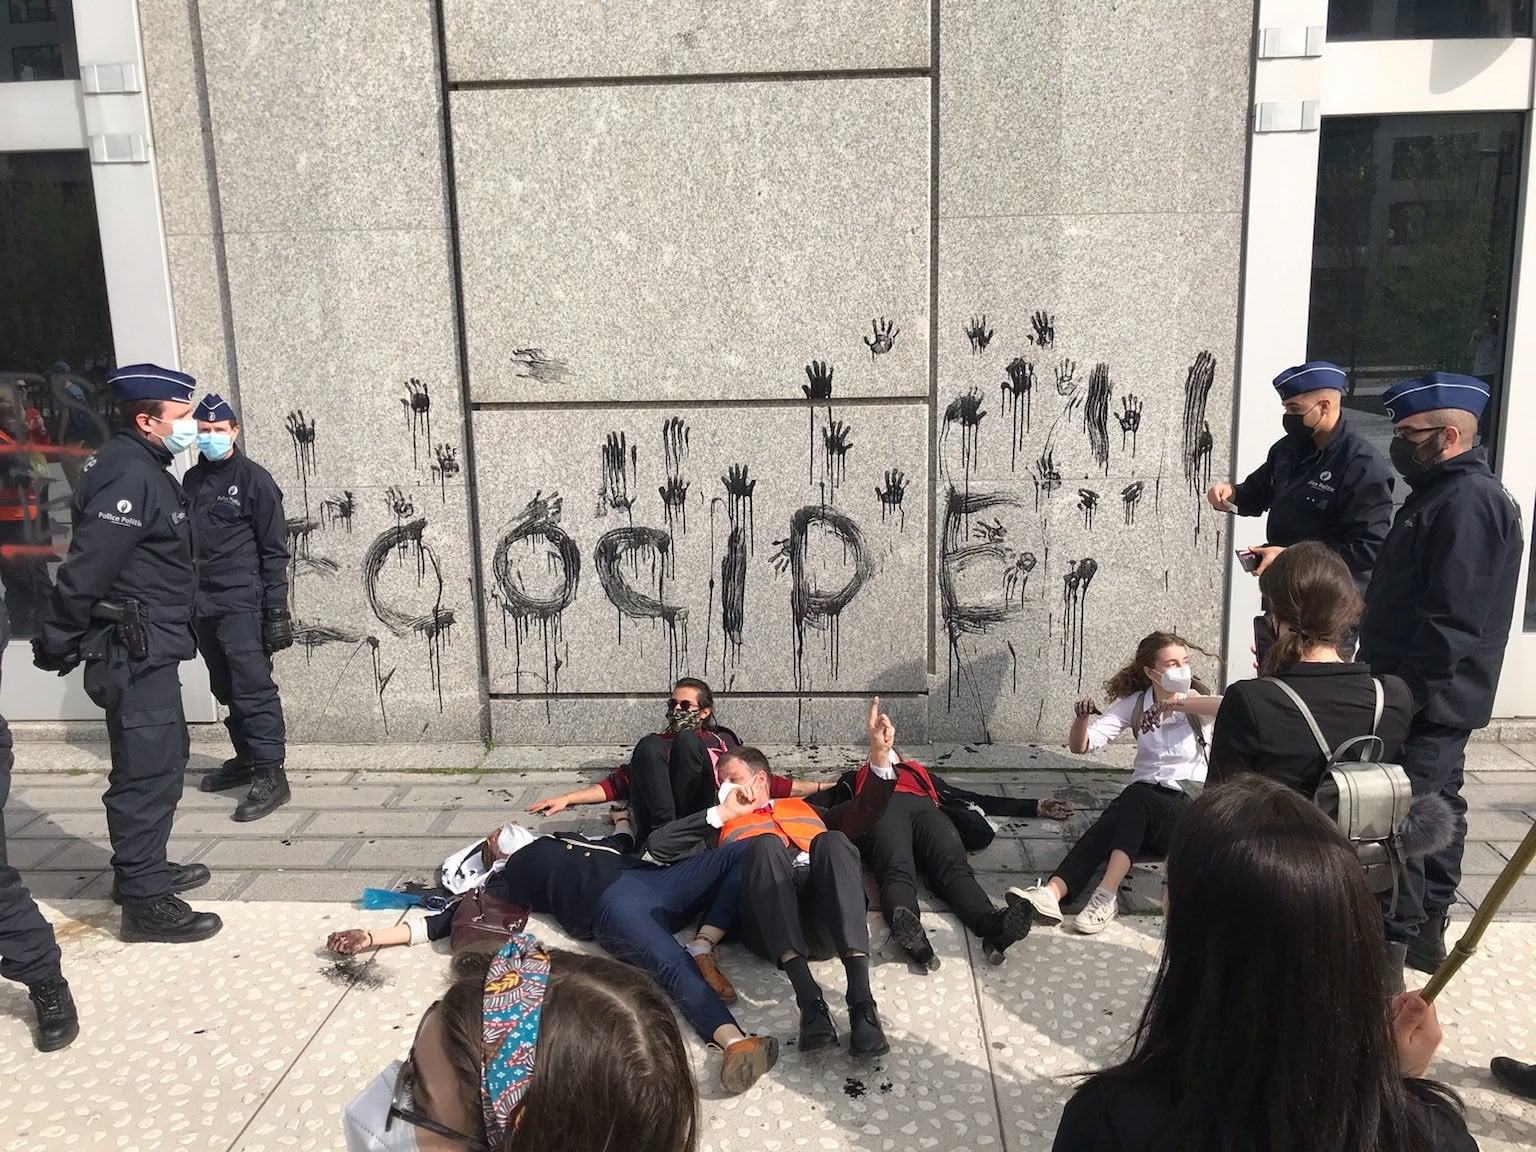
[
  {"xmin": 327, "ymin": 827, "xmax": 776, "ymax": 1095},
  {"xmin": 1209, "ymin": 541, "xmax": 1411, "ymax": 793},
  {"xmin": 1052, "ymin": 775, "xmax": 1474, "ymax": 1152},
  {"xmin": 1011, "ymin": 632, "xmax": 1218, "ymax": 936},
  {"xmin": 344, "ymin": 934, "xmax": 699, "ymax": 1152},
  {"xmin": 646, "ymin": 697, "xmax": 897, "ymax": 1059},
  {"xmin": 811, "ymin": 757, "xmax": 1070, "ymax": 969},
  {"xmin": 526, "ymin": 676, "xmax": 828, "ymax": 848}
]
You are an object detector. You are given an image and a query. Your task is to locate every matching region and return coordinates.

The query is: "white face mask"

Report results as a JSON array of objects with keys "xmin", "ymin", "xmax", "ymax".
[
  {"xmin": 718, "ymin": 779, "xmax": 741, "ymax": 805},
  {"xmin": 495, "ymin": 823, "xmax": 537, "ymax": 858},
  {"xmin": 1156, "ymin": 665, "xmax": 1193, "ymax": 694},
  {"xmin": 343, "ymin": 1061, "xmax": 418, "ymax": 1152}
]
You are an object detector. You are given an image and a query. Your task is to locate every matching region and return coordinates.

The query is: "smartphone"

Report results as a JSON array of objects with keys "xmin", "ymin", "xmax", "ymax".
[
  {"xmin": 1236, "ymin": 548, "xmax": 1261, "ymax": 574},
  {"xmin": 1218, "ymin": 499, "xmax": 1240, "ymax": 514}
]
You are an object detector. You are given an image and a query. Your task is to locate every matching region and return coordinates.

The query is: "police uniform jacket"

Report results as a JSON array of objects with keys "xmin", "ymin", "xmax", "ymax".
[
  {"xmin": 1231, "ymin": 414, "xmax": 1394, "ymax": 583},
  {"xmin": 182, "ymin": 447, "xmax": 289, "ymax": 618},
  {"xmin": 1359, "ymin": 447, "xmax": 1524, "ymax": 729},
  {"xmin": 39, "ymin": 430, "xmax": 195, "ymax": 666}
]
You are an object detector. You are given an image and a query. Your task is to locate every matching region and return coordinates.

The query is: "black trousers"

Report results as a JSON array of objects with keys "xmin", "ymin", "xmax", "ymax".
[
  {"xmin": 83, "ymin": 652, "xmax": 189, "ymax": 901},
  {"xmin": 0, "ymin": 710, "xmax": 62, "ymax": 987},
  {"xmin": 1387, "ymin": 719, "xmax": 1471, "ymax": 942},
  {"xmin": 737, "ymin": 832, "xmax": 869, "ymax": 962},
  {"xmin": 1053, "ymin": 782, "xmax": 1190, "ymax": 901},
  {"xmin": 195, "ymin": 612, "xmax": 285, "ymax": 765},
  {"xmin": 859, "ymin": 792, "xmax": 998, "ymax": 938},
  {"xmin": 627, "ymin": 730, "xmax": 714, "ymax": 845}
]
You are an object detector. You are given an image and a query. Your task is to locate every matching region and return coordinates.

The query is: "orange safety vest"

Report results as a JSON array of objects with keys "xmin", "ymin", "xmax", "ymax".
[
  {"xmin": 720, "ymin": 797, "xmax": 827, "ymax": 852},
  {"xmin": 0, "ymin": 428, "xmax": 41, "ymax": 523}
]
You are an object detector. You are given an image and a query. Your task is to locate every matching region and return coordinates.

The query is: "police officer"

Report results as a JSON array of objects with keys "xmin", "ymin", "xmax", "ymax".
[
  {"xmin": 1207, "ymin": 361, "xmax": 1394, "ymax": 654},
  {"xmin": 183, "ymin": 393, "xmax": 293, "ymax": 820},
  {"xmin": 0, "ymin": 605, "xmax": 77, "ymax": 1050},
  {"xmin": 33, "ymin": 364, "xmax": 221, "ymax": 944},
  {"xmin": 1358, "ymin": 372, "xmax": 1523, "ymax": 976}
]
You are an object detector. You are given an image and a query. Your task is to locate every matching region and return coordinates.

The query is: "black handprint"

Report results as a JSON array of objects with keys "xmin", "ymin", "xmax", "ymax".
[
  {"xmin": 1003, "ymin": 357, "xmax": 1036, "ymax": 398},
  {"xmin": 822, "ymin": 419, "xmax": 853, "ymax": 456},
  {"xmin": 1078, "ymin": 488, "xmax": 1099, "ymax": 529},
  {"xmin": 1054, "ymin": 359, "xmax": 1078, "ymax": 396},
  {"xmin": 972, "ymin": 517, "xmax": 1008, "ymax": 544},
  {"xmin": 722, "ymin": 463, "xmax": 756, "ymax": 499},
  {"xmin": 432, "ymin": 443, "xmax": 460, "ymax": 479},
  {"xmin": 402, "ymin": 378, "xmax": 430, "ymax": 417},
  {"xmin": 1034, "ymin": 449, "xmax": 1062, "ymax": 495},
  {"xmin": 385, "ymin": 486, "xmax": 415, "ymax": 518},
  {"xmin": 1029, "ymin": 310, "xmax": 1056, "ymax": 348},
  {"xmin": 965, "ymin": 314, "xmax": 994, "ymax": 354},
  {"xmin": 802, "ymin": 360, "xmax": 834, "ymax": 401},
  {"xmin": 864, "ymin": 317, "xmax": 900, "ymax": 357},
  {"xmin": 1003, "ymin": 551, "xmax": 1037, "ymax": 605},
  {"xmin": 875, "ymin": 468, "xmax": 908, "ymax": 526},
  {"xmin": 600, "ymin": 431, "xmax": 635, "ymax": 514},
  {"xmin": 1116, "ymin": 394, "xmax": 1142, "ymax": 435},
  {"xmin": 658, "ymin": 475, "xmax": 690, "ymax": 517}
]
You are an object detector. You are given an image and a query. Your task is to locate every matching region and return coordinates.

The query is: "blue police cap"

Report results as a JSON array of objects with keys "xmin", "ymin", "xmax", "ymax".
[
  {"xmin": 1381, "ymin": 371, "xmax": 1490, "ymax": 422},
  {"xmin": 108, "ymin": 364, "xmax": 196, "ymax": 404},
  {"xmin": 1272, "ymin": 361, "xmax": 1347, "ymax": 399},
  {"xmin": 192, "ymin": 392, "xmax": 238, "ymax": 423}
]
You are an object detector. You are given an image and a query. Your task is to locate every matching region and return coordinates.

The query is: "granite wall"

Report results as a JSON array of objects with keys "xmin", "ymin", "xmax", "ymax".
[{"xmin": 138, "ymin": 1, "xmax": 1254, "ymax": 744}]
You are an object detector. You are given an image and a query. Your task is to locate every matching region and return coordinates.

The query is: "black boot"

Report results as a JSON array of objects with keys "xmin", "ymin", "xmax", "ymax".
[
  {"xmin": 890, "ymin": 906, "xmax": 939, "ymax": 972},
  {"xmin": 233, "ymin": 763, "xmax": 290, "ymax": 822},
  {"xmin": 1405, "ymin": 912, "xmax": 1449, "ymax": 975},
  {"xmin": 797, "ymin": 998, "xmax": 839, "ymax": 1053},
  {"xmin": 199, "ymin": 757, "xmax": 252, "ymax": 792},
  {"xmin": 848, "ymin": 999, "xmax": 890, "ymax": 1058},
  {"xmin": 28, "ymin": 977, "xmax": 79, "ymax": 1052},
  {"xmin": 1491, "ymin": 1057, "xmax": 1536, "ymax": 1101},
  {"xmin": 981, "ymin": 890, "xmax": 1035, "ymax": 966},
  {"xmin": 120, "ymin": 894, "xmax": 223, "ymax": 944},
  {"xmin": 112, "ymin": 861, "xmax": 211, "ymax": 905}
]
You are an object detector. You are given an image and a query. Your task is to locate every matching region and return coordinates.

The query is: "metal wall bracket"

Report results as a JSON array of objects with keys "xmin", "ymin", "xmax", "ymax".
[
  {"xmin": 88, "ymin": 134, "xmax": 149, "ymax": 164},
  {"xmin": 1253, "ymin": 100, "xmax": 1320, "ymax": 133},
  {"xmin": 81, "ymin": 62, "xmax": 142, "ymax": 94},
  {"xmin": 1257, "ymin": 26, "xmax": 1326, "ymax": 59}
]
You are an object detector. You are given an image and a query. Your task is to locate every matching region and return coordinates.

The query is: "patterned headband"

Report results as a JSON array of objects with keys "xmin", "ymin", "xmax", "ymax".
[{"xmin": 481, "ymin": 933, "xmax": 552, "ymax": 1139}]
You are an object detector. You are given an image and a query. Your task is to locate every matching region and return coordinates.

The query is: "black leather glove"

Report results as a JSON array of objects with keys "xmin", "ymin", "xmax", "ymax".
[
  {"xmin": 262, "ymin": 607, "xmax": 293, "ymax": 654},
  {"xmin": 31, "ymin": 636, "xmax": 78, "ymax": 676}
]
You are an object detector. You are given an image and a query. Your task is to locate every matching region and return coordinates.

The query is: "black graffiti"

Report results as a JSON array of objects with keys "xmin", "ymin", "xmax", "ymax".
[
  {"xmin": 594, "ymin": 525, "xmax": 687, "ymax": 683},
  {"xmin": 875, "ymin": 468, "xmax": 907, "ymax": 530},
  {"xmin": 1083, "ymin": 362, "xmax": 1112, "ymax": 474},
  {"xmin": 401, "ymin": 378, "xmax": 432, "ymax": 470},
  {"xmin": 361, "ymin": 516, "xmax": 455, "ymax": 712},
  {"xmin": 972, "ymin": 517, "xmax": 1007, "ymax": 545},
  {"xmin": 1062, "ymin": 558, "xmax": 1098, "ymax": 693},
  {"xmin": 491, "ymin": 491, "xmax": 579, "ymax": 699},
  {"xmin": 659, "ymin": 417, "xmax": 691, "ymax": 535},
  {"xmin": 965, "ymin": 314, "xmax": 994, "ymax": 354},
  {"xmin": 1003, "ymin": 551, "xmax": 1036, "ymax": 608},
  {"xmin": 1116, "ymin": 393, "xmax": 1143, "ymax": 455},
  {"xmin": 1001, "ymin": 357, "xmax": 1035, "ymax": 470},
  {"xmin": 285, "ymin": 409, "xmax": 318, "ymax": 514},
  {"xmin": 1028, "ymin": 310, "xmax": 1056, "ymax": 349},
  {"xmin": 942, "ymin": 389, "xmax": 986, "ymax": 478},
  {"xmin": 293, "ymin": 619, "xmax": 362, "ymax": 657},
  {"xmin": 821, "ymin": 418, "xmax": 853, "ymax": 493},
  {"xmin": 863, "ymin": 317, "xmax": 899, "ymax": 357},
  {"xmin": 1077, "ymin": 488, "xmax": 1099, "ymax": 529},
  {"xmin": 511, "ymin": 347, "xmax": 570, "ymax": 384},
  {"xmin": 770, "ymin": 505, "xmax": 871, "ymax": 689},
  {"xmin": 802, "ymin": 360, "xmax": 834, "ymax": 401},
  {"xmin": 385, "ymin": 487, "xmax": 417, "ymax": 570},
  {"xmin": 431, "ymin": 444, "xmax": 459, "ymax": 504},
  {"xmin": 718, "ymin": 485, "xmax": 749, "ymax": 680},
  {"xmin": 1182, "ymin": 351, "xmax": 1216, "ymax": 497},
  {"xmin": 598, "ymin": 431, "xmax": 637, "ymax": 518},
  {"xmin": 1054, "ymin": 359, "xmax": 1078, "ymax": 397},
  {"xmin": 722, "ymin": 463, "xmax": 756, "ymax": 554},
  {"xmin": 1121, "ymin": 480, "xmax": 1145, "ymax": 525},
  {"xmin": 1033, "ymin": 448, "xmax": 1062, "ymax": 511},
  {"xmin": 320, "ymin": 490, "xmax": 356, "ymax": 533}
]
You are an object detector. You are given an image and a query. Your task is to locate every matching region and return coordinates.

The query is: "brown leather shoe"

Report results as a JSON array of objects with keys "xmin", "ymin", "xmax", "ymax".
[
  {"xmin": 720, "ymin": 1035, "xmax": 778, "ymax": 1095},
  {"xmin": 693, "ymin": 950, "xmax": 737, "ymax": 1004}
]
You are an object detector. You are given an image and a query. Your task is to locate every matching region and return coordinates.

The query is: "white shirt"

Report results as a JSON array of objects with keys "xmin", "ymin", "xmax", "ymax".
[{"xmin": 1083, "ymin": 688, "xmax": 1210, "ymax": 787}]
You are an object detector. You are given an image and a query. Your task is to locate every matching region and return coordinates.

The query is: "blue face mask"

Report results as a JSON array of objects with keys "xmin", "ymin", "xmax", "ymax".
[
  {"xmin": 152, "ymin": 416, "xmax": 198, "ymax": 455},
  {"xmin": 197, "ymin": 432, "xmax": 233, "ymax": 460}
]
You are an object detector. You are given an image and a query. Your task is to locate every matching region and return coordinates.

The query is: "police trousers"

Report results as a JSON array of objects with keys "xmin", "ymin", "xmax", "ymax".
[
  {"xmin": 1387, "ymin": 719, "xmax": 1471, "ymax": 942},
  {"xmin": 590, "ymin": 841, "xmax": 747, "ymax": 1044},
  {"xmin": 859, "ymin": 792, "xmax": 1000, "ymax": 939},
  {"xmin": 195, "ymin": 612, "xmax": 285, "ymax": 766},
  {"xmin": 83, "ymin": 652, "xmax": 189, "ymax": 901},
  {"xmin": 0, "ymin": 711, "xmax": 62, "ymax": 987},
  {"xmin": 737, "ymin": 832, "xmax": 869, "ymax": 963}
]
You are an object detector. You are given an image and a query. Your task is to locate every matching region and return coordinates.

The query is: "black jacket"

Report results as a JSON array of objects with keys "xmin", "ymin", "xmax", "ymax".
[
  {"xmin": 39, "ymin": 430, "xmax": 196, "ymax": 665},
  {"xmin": 183, "ymin": 447, "xmax": 289, "ymax": 617},
  {"xmin": 1207, "ymin": 663, "xmax": 1413, "ymax": 795},
  {"xmin": 816, "ymin": 764, "xmax": 1041, "ymax": 820},
  {"xmin": 1231, "ymin": 415, "xmax": 1394, "ymax": 583},
  {"xmin": 474, "ymin": 834, "xmax": 652, "ymax": 941},
  {"xmin": 1359, "ymin": 447, "xmax": 1524, "ymax": 728}
]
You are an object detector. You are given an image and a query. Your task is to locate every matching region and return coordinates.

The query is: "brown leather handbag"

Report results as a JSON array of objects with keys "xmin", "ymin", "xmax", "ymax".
[{"xmin": 449, "ymin": 889, "xmax": 531, "ymax": 955}]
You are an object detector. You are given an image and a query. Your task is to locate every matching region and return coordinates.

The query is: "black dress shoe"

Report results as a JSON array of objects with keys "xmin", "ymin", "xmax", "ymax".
[
  {"xmin": 112, "ymin": 861, "xmax": 211, "ymax": 905},
  {"xmin": 797, "ymin": 999, "xmax": 839, "ymax": 1053},
  {"xmin": 120, "ymin": 894, "xmax": 223, "ymax": 944},
  {"xmin": 890, "ymin": 906, "xmax": 940, "ymax": 972},
  {"xmin": 848, "ymin": 999, "xmax": 890, "ymax": 1058},
  {"xmin": 1492, "ymin": 1057, "xmax": 1536, "ymax": 1101},
  {"xmin": 982, "ymin": 891, "xmax": 1035, "ymax": 965},
  {"xmin": 1406, "ymin": 912, "xmax": 1449, "ymax": 975},
  {"xmin": 199, "ymin": 757, "xmax": 252, "ymax": 792},
  {"xmin": 28, "ymin": 977, "xmax": 79, "ymax": 1052},
  {"xmin": 233, "ymin": 764, "xmax": 290, "ymax": 822}
]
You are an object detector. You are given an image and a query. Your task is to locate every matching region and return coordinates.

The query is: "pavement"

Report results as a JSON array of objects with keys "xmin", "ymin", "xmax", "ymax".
[{"xmin": 1, "ymin": 738, "xmax": 1535, "ymax": 1151}]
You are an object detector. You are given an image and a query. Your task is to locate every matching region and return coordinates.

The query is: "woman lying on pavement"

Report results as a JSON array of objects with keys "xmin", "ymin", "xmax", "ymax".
[
  {"xmin": 525, "ymin": 676, "xmax": 828, "ymax": 849},
  {"xmin": 812, "ymin": 755, "xmax": 1072, "ymax": 969},
  {"xmin": 344, "ymin": 933, "xmax": 700, "ymax": 1152},
  {"xmin": 326, "ymin": 825, "xmax": 778, "ymax": 1096}
]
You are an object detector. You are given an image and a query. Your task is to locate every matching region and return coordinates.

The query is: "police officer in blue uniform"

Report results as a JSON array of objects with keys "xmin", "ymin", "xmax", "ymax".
[
  {"xmin": 1209, "ymin": 360, "xmax": 1395, "ymax": 599},
  {"xmin": 33, "ymin": 365, "xmax": 221, "ymax": 944},
  {"xmin": 184, "ymin": 393, "xmax": 292, "ymax": 820},
  {"xmin": 1358, "ymin": 372, "xmax": 1523, "ymax": 976}
]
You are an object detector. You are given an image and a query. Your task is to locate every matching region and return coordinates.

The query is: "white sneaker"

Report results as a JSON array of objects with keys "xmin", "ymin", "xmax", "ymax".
[
  {"xmin": 1006, "ymin": 883, "xmax": 1063, "ymax": 925},
  {"xmin": 1073, "ymin": 888, "xmax": 1119, "ymax": 935}
]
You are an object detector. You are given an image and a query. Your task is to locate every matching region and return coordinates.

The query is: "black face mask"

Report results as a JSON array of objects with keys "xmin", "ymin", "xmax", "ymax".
[
  {"xmin": 1389, "ymin": 431, "xmax": 1442, "ymax": 482},
  {"xmin": 1281, "ymin": 402, "xmax": 1319, "ymax": 443}
]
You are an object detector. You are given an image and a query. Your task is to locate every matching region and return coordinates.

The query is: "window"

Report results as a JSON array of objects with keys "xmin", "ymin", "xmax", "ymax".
[
  {"xmin": 1308, "ymin": 113, "xmax": 1522, "ymax": 475},
  {"xmin": 10, "ymin": 43, "xmax": 61, "ymax": 81},
  {"xmin": 2, "ymin": 0, "xmax": 75, "ymax": 82},
  {"xmin": 7, "ymin": 0, "xmax": 57, "ymax": 21},
  {"xmin": 1329, "ymin": 0, "xmax": 1533, "ymax": 39}
]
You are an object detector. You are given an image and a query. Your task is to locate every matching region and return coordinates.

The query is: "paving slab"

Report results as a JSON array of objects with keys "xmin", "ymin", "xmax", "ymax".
[{"xmin": 199, "ymin": 838, "xmax": 351, "ymax": 870}]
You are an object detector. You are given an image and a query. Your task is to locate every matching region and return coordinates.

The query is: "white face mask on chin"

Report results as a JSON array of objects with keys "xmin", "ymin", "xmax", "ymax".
[{"xmin": 343, "ymin": 1060, "xmax": 418, "ymax": 1152}]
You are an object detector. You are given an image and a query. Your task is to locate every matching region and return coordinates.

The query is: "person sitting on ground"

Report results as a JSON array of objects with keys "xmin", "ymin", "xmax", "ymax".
[
  {"xmin": 526, "ymin": 676, "xmax": 826, "ymax": 847},
  {"xmin": 812, "ymin": 756, "xmax": 1071, "ymax": 969},
  {"xmin": 1209, "ymin": 540, "xmax": 1412, "ymax": 794},
  {"xmin": 344, "ymin": 934, "xmax": 699, "ymax": 1152},
  {"xmin": 327, "ymin": 824, "xmax": 776, "ymax": 1095},
  {"xmin": 1052, "ymin": 775, "xmax": 1474, "ymax": 1152},
  {"xmin": 645, "ymin": 697, "xmax": 898, "ymax": 1060},
  {"xmin": 1012, "ymin": 631, "xmax": 1220, "ymax": 936}
]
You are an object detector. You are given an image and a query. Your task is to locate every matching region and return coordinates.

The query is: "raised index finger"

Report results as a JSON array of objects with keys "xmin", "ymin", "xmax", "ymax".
[{"xmin": 868, "ymin": 695, "xmax": 881, "ymax": 729}]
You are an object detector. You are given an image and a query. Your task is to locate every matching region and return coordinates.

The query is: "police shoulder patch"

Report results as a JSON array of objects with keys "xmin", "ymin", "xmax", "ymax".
[
  {"xmin": 228, "ymin": 485, "xmax": 239, "ymax": 497},
  {"xmin": 116, "ymin": 499, "xmax": 132, "ymax": 514},
  {"xmin": 83, "ymin": 455, "xmax": 98, "ymax": 472}
]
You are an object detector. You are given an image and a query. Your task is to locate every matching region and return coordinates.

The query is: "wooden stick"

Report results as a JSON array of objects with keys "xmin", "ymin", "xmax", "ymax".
[{"xmin": 1421, "ymin": 818, "xmax": 1536, "ymax": 1003}]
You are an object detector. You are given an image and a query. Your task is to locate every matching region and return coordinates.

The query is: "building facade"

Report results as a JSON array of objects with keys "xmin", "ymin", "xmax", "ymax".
[{"xmin": 0, "ymin": 0, "xmax": 1531, "ymax": 744}]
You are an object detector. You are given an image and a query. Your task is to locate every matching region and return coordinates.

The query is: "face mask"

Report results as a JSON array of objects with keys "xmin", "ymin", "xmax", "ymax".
[
  {"xmin": 197, "ymin": 432, "xmax": 233, "ymax": 460},
  {"xmin": 495, "ymin": 823, "xmax": 537, "ymax": 859},
  {"xmin": 718, "ymin": 779, "xmax": 743, "ymax": 806},
  {"xmin": 151, "ymin": 416, "xmax": 198, "ymax": 454},
  {"xmin": 343, "ymin": 1061, "xmax": 417, "ymax": 1152},
  {"xmin": 1155, "ymin": 665, "xmax": 1193, "ymax": 694},
  {"xmin": 1280, "ymin": 411, "xmax": 1313, "ymax": 442},
  {"xmin": 1389, "ymin": 432, "xmax": 1442, "ymax": 482},
  {"xmin": 665, "ymin": 706, "xmax": 705, "ymax": 734}
]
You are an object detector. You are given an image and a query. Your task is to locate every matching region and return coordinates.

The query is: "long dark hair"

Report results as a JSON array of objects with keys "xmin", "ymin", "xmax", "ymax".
[
  {"xmin": 672, "ymin": 676, "xmax": 718, "ymax": 730},
  {"xmin": 1258, "ymin": 541, "xmax": 1362, "ymax": 677},
  {"xmin": 441, "ymin": 949, "xmax": 699, "ymax": 1152},
  {"xmin": 1102, "ymin": 630, "xmax": 1214, "ymax": 702},
  {"xmin": 1087, "ymin": 775, "xmax": 1460, "ymax": 1152}
]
